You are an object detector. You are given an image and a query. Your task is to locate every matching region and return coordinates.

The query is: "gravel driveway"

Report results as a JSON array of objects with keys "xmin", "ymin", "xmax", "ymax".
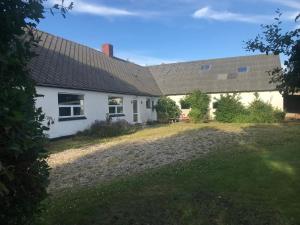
[{"xmin": 48, "ymin": 127, "xmax": 242, "ymax": 192}]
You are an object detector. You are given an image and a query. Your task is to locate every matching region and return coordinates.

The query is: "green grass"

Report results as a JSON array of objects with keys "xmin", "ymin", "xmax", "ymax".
[
  {"xmin": 46, "ymin": 122, "xmax": 248, "ymax": 153},
  {"xmin": 39, "ymin": 122, "xmax": 300, "ymax": 225}
]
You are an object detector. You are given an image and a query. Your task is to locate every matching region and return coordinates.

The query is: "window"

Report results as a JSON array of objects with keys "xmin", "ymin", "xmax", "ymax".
[
  {"xmin": 200, "ymin": 64, "xmax": 211, "ymax": 71},
  {"xmin": 108, "ymin": 96, "xmax": 124, "ymax": 117},
  {"xmin": 238, "ymin": 66, "xmax": 249, "ymax": 73},
  {"xmin": 146, "ymin": 98, "xmax": 151, "ymax": 109},
  {"xmin": 58, "ymin": 93, "xmax": 85, "ymax": 121}
]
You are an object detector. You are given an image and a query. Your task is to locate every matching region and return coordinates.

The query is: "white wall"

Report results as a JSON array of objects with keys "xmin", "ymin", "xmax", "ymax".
[
  {"xmin": 168, "ymin": 91, "xmax": 284, "ymax": 119},
  {"xmin": 35, "ymin": 86, "xmax": 158, "ymax": 138}
]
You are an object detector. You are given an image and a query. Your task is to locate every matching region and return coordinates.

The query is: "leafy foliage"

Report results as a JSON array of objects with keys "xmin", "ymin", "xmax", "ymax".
[
  {"xmin": 156, "ymin": 97, "xmax": 181, "ymax": 122},
  {"xmin": 0, "ymin": 1, "xmax": 72, "ymax": 224},
  {"xmin": 79, "ymin": 120, "xmax": 139, "ymax": 138},
  {"xmin": 185, "ymin": 91, "xmax": 210, "ymax": 122},
  {"xmin": 245, "ymin": 10, "xmax": 300, "ymax": 95},
  {"xmin": 214, "ymin": 93, "xmax": 285, "ymax": 123},
  {"xmin": 180, "ymin": 97, "xmax": 191, "ymax": 109},
  {"xmin": 214, "ymin": 94, "xmax": 247, "ymax": 123},
  {"xmin": 246, "ymin": 94, "xmax": 285, "ymax": 123}
]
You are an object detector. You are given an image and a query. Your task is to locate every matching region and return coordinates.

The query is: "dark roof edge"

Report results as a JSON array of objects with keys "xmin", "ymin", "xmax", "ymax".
[{"xmin": 36, "ymin": 84, "xmax": 161, "ymax": 97}]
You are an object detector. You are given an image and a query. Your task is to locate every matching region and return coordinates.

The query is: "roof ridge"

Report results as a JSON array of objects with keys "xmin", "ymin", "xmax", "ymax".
[{"xmin": 147, "ymin": 54, "xmax": 276, "ymax": 68}]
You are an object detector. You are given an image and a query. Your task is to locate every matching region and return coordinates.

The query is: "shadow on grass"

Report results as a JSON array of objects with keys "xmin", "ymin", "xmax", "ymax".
[
  {"xmin": 45, "ymin": 123, "xmax": 169, "ymax": 153},
  {"xmin": 39, "ymin": 122, "xmax": 300, "ymax": 225}
]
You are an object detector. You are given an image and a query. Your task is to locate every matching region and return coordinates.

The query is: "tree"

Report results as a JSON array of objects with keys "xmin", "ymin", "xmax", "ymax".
[
  {"xmin": 185, "ymin": 91, "xmax": 210, "ymax": 122},
  {"xmin": 245, "ymin": 10, "xmax": 300, "ymax": 95},
  {"xmin": 156, "ymin": 97, "xmax": 181, "ymax": 122},
  {"xmin": 0, "ymin": 1, "xmax": 72, "ymax": 224}
]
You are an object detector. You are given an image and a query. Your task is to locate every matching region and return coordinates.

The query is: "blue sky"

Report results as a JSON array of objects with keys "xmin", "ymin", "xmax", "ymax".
[{"xmin": 38, "ymin": 0, "xmax": 300, "ymax": 65}]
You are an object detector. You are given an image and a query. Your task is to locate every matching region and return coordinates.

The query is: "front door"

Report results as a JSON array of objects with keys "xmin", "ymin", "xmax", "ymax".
[{"xmin": 132, "ymin": 99, "xmax": 138, "ymax": 122}]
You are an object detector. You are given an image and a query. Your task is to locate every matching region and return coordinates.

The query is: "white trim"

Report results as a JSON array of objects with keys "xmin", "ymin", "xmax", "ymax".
[
  {"xmin": 108, "ymin": 96, "xmax": 124, "ymax": 116},
  {"xmin": 58, "ymin": 93, "xmax": 85, "ymax": 119}
]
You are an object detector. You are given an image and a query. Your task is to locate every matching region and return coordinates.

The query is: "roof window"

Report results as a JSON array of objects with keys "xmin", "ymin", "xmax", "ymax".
[
  {"xmin": 200, "ymin": 64, "xmax": 211, "ymax": 71},
  {"xmin": 237, "ymin": 66, "xmax": 249, "ymax": 73}
]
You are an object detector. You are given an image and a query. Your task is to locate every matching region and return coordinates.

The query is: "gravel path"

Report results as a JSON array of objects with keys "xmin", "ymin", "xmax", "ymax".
[{"xmin": 48, "ymin": 128, "xmax": 242, "ymax": 192}]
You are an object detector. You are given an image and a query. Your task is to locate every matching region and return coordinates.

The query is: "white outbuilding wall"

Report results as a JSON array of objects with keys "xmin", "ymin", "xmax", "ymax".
[
  {"xmin": 168, "ymin": 91, "xmax": 284, "ymax": 119},
  {"xmin": 35, "ymin": 86, "xmax": 158, "ymax": 138}
]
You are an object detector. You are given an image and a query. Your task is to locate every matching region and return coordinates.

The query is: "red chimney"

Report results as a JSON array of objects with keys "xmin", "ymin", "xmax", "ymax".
[{"xmin": 102, "ymin": 43, "xmax": 113, "ymax": 57}]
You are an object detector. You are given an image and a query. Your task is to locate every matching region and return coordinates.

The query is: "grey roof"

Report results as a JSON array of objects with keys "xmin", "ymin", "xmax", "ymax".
[
  {"xmin": 29, "ymin": 30, "xmax": 280, "ymax": 97},
  {"xmin": 148, "ymin": 54, "xmax": 280, "ymax": 95},
  {"xmin": 29, "ymin": 30, "xmax": 162, "ymax": 96}
]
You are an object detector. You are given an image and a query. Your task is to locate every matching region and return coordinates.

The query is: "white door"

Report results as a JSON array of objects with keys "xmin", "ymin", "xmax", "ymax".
[{"xmin": 132, "ymin": 99, "xmax": 138, "ymax": 122}]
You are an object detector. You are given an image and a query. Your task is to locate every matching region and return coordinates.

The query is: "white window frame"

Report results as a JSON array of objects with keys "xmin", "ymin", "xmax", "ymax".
[
  {"xmin": 108, "ymin": 96, "xmax": 124, "ymax": 117},
  {"xmin": 58, "ymin": 93, "xmax": 85, "ymax": 119}
]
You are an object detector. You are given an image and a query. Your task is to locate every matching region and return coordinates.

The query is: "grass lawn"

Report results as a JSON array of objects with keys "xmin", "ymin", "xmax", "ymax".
[
  {"xmin": 39, "ymin": 122, "xmax": 300, "ymax": 225},
  {"xmin": 46, "ymin": 122, "xmax": 247, "ymax": 153}
]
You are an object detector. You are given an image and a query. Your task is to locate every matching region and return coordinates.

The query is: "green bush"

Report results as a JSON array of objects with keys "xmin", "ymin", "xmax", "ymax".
[
  {"xmin": 180, "ymin": 97, "xmax": 191, "ymax": 109},
  {"xmin": 247, "ymin": 99, "xmax": 276, "ymax": 123},
  {"xmin": 185, "ymin": 91, "xmax": 210, "ymax": 122},
  {"xmin": 246, "ymin": 95, "xmax": 286, "ymax": 123},
  {"xmin": 79, "ymin": 120, "xmax": 138, "ymax": 138},
  {"xmin": 214, "ymin": 94, "xmax": 247, "ymax": 122},
  {"xmin": 273, "ymin": 110, "xmax": 286, "ymax": 122},
  {"xmin": 156, "ymin": 97, "xmax": 181, "ymax": 122},
  {"xmin": 214, "ymin": 93, "xmax": 286, "ymax": 123}
]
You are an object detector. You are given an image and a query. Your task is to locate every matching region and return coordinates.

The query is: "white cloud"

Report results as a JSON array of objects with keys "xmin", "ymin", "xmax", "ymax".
[
  {"xmin": 192, "ymin": 6, "xmax": 270, "ymax": 23},
  {"xmin": 116, "ymin": 51, "xmax": 180, "ymax": 66},
  {"xmin": 49, "ymin": 0, "xmax": 138, "ymax": 17}
]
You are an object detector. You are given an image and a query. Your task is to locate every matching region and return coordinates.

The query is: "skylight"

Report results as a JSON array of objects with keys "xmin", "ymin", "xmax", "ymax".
[
  {"xmin": 200, "ymin": 64, "xmax": 211, "ymax": 71},
  {"xmin": 238, "ymin": 66, "xmax": 249, "ymax": 73}
]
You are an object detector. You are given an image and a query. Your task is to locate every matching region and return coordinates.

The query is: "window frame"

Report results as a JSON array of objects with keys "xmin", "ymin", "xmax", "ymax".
[
  {"xmin": 108, "ymin": 96, "xmax": 124, "ymax": 117},
  {"xmin": 58, "ymin": 93, "xmax": 86, "ymax": 121}
]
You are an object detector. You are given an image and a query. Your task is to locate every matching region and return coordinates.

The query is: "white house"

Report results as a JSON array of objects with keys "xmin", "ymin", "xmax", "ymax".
[
  {"xmin": 30, "ymin": 30, "xmax": 287, "ymax": 138},
  {"xmin": 31, "ymin": 31, "xmax": 160, "ymax": 138},
  {"xmin": 148, "ymin": 54, "xmax": 284, "ymax": 118}
]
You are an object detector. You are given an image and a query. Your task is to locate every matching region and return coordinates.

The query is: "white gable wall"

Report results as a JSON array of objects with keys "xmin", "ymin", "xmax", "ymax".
[
  {"xmin": 36, "ymin": 86, "xmax": 158, "ymax": 138},
  {"xmin": 168, "ymin": 91, "xmax": 283, "ymax": 119}
]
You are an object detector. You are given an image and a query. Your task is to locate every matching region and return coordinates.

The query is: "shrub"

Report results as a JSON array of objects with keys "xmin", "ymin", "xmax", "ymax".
[
  {"xmin": 146, "ymin": 120, "xmax": 159, "ymax": 125},
  {"xmin": 247, "ymin": 99, "xmax": 276, "ymax": 123},
  {"xmin": 185, "ymin": 91, "xmax": 210, "ymax": 122},
  {"xmin": 214, "ymin": 93, "xmax": 286, "ymax": 123},
  {"xmin": 273, "ymin": 110, "xmax": 286, "ymax": 122},
  {"xmin": 214, "ymin": 94, "xmax": 247, "ymax": 122},
  {"xmin": 246, "ymin": 95, "xmax": 285, "ymax": 123},
  {"xmin": 156, "ymin": 97, "xmax": 181, "ymax": 122},
  {"xmin": 79, "ymin": 120, "xmax": 137, "ymax": 138},
  {"xmin": 180, "ymin": 97, "xmax": 191, "ymax": 109}
]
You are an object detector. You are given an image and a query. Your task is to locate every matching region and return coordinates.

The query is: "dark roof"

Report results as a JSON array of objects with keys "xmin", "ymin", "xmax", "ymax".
[
  {"xmin": 29, "ymin": 30, "xmax": 280, "ymax": 96},
  {"xmin": 29, "ymin": 30, "xmax": 162, "ymax": 96},
  {"xmin": 148, "ymin": 54, "xmax": 280, "ymax": 95}
]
